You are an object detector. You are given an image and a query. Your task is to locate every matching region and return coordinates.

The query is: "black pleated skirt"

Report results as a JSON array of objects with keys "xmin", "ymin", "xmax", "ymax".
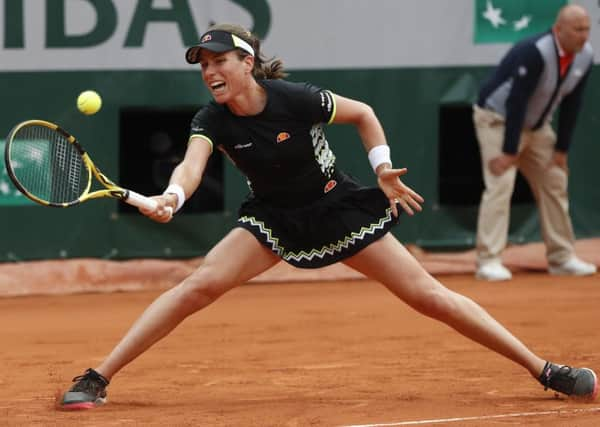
[{"xmin": 236, "ymin": 171, "xmax": 399, "ymax": 269}]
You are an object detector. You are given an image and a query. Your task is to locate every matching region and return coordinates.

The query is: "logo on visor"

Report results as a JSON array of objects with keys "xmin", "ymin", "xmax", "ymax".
[
  {"xmin": 201, "ymin": 34, "xmax": 212, "ymax": 43},
  {"xmin": 276, "ymin": 132, "xmax": 291, "ymax": 143}
]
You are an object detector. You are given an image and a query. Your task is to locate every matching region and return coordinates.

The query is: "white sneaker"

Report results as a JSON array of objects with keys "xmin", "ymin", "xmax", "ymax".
[
  {"xmin": 548, "ymin": 257, "xmax": 597, "ymax": 276},
  {"xmin": 476, "ymin": 261, "xmax": 512, "ymax": 281}
]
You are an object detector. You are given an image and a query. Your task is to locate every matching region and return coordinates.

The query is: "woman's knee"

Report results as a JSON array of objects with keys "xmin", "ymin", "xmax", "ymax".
[{"xmin": 177, "ymin": 267, "xmax": 234, "ymax": 309}]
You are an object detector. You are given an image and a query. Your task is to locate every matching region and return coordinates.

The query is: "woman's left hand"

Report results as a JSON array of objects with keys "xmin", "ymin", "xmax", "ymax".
[{"xmin": 377, "ymin": 167, "xmax": 424, "ymax": 217}]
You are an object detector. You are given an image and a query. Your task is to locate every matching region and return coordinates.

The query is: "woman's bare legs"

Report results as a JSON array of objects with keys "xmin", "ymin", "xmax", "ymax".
[
  {"xmin": 95, "ymin": 228, "xmax": 280, "ymax": 380},
  {"xmin": 343, "ymin": 233, "xmax": 545, "ymax": 378}
]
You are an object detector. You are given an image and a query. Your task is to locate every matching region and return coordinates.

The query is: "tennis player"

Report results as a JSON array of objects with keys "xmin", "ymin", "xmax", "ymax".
[{"xmin": 60, "ymin": 23, "xmax": 597, "ymax": 409}]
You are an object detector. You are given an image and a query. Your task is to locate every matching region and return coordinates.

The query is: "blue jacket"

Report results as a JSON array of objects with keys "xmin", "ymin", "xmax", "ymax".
[{"xmin": 477, "ymin": 31, "xmax": 593, "ymax": 154}]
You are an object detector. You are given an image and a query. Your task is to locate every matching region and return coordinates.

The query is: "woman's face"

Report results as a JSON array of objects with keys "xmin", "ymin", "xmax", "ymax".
[{"xmin": 198, "ymin": 49, "xmax": 252, "ymax": 103}]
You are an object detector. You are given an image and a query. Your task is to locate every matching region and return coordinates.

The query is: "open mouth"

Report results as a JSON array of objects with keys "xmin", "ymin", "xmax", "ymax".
[{"xmin": 210, "ymin": 81, "xmax": 226, "ymax": 93}]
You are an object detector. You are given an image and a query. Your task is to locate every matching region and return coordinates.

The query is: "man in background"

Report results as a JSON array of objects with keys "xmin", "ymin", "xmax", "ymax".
[{"xmin": 473, "ymin": 4, "xmax": 597, "ymax": 281}]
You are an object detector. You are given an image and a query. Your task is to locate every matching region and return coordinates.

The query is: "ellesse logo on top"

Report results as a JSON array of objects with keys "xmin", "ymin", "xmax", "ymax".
[
  {"xmin": 276, "ymin": 132, "xmax": 291, "ymax": 143},
  {"xmin": 323, "ymin": 179, "xmax": 337, "ymax": 193}
]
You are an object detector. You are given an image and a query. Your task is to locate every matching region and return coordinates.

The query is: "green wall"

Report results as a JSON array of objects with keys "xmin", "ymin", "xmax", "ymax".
[{"xmin": 1, "ymin": 66, "xmax": 599, "ymax": 261}]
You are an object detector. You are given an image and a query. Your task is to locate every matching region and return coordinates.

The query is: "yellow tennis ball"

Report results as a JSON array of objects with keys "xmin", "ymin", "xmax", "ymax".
[{"xmin": 77, "ymin": 90, "xmax": 102, "ymax": 115}]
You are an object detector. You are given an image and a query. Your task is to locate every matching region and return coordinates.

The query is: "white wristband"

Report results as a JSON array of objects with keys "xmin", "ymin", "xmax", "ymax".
[
  {"xmin": 368, "ymin": 145, "xmax": 392, "ymax": 173},
  {"xmin": 163, "ymin": 184, "xmax": 185, "ymax": 213}
]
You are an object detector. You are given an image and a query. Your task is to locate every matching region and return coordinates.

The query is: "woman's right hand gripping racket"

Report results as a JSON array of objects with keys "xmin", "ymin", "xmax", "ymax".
[{"xmin": 4, "ymin": 119, "xmax": 172, "ymax": 215}]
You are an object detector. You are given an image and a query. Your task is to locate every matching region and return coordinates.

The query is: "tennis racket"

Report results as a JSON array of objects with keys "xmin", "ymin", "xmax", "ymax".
[{"xmin": 4, "ymin": 119, "xmax": 170, "ymax": 213}]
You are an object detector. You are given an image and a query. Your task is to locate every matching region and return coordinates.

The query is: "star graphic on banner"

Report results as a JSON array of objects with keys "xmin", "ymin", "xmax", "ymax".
[
  {"xmin": 514, "ymin": 15, "xmax": 532, "ymax": 31},
  {"xmin": 0, "ymin": 180, "xmax": 10, "ymax": 195},
  {"xmin": 482, "ymin": 0, "xmax": 506, "ymax": 28}
]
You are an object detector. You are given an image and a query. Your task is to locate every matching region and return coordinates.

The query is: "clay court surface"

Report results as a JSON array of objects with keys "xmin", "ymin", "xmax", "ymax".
[{"xmin": 1, "ymin": 266, "xmax": 600, "ymax": 426}]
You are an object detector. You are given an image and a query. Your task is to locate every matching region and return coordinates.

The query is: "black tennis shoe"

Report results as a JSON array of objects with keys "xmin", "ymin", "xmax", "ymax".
[
  {"xmin": 538, "ymin": 361, "xmax": 598, "ymax": 400},
  {"xmin": 61, "ymin": 368, "xmax": 109, "ymax": 410}
]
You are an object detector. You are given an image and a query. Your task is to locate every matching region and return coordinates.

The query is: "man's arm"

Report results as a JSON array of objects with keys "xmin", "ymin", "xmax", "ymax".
[
  {"xmin": 502, "ymin": 45, "xmax": 545, "ymax": 154},
  {"xmin": 556, "ymin": 66, "xmax": 591, "ymax": 152}
]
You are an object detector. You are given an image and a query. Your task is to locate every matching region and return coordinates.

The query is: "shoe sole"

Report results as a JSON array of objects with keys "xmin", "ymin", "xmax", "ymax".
[
  {"xmin": 60, "ymin": 397, "xmax": 107, "ymax": 411},
  {"xmin": 475, "ymin": 273, "xmax": 512, "ymax": 281},
  {"xmin": 548, "ymin": 269, "xmax": 597, "ymax": 276}
]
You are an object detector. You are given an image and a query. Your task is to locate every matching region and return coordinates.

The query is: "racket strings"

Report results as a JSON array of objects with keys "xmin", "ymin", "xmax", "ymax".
[
  {"xmin": 54, "ymin": 136, "xmax": 83, "ymax": 199},
  {"xmin": 10, "ymin": 125, "xmax": 87, "ymax": 204}
]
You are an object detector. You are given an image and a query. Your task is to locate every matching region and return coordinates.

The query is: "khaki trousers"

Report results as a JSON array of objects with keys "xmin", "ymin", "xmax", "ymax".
[{"xmin": 473, "ymin": 105, "xmax": 575, "ymax": 266}]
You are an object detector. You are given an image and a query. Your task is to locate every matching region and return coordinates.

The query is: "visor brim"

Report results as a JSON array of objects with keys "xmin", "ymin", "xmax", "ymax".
[{"xmin": 185, "ymin": 42, "xmax": 235, "ymax": 64}]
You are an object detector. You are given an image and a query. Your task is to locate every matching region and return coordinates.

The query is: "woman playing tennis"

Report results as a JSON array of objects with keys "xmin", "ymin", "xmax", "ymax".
[{"xmin": 60, "ymin": 23, "xmax": 597, "ymax": 409}]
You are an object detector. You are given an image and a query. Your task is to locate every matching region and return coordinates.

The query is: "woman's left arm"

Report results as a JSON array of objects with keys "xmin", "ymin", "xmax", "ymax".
[{"xmin": 331, "ymin": 94, "xmax": 424, "ymax": 217}]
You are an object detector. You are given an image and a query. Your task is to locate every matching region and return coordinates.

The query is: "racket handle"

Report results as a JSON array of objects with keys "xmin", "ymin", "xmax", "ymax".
[{"xmin": 125, "ymin": 190, "xmax": 174, "ymax": 215}]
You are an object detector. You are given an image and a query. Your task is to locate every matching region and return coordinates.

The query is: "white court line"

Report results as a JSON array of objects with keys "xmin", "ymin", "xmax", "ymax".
[{"xmin": 341, "ymin": 407, "xmax": 600, "ymax": 427}]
